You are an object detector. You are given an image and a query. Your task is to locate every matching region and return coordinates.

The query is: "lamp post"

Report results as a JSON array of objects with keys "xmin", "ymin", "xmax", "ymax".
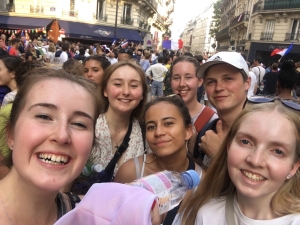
[{"xmin": 114, "ymin": 0, "xmax": 119, "ymax": 41}]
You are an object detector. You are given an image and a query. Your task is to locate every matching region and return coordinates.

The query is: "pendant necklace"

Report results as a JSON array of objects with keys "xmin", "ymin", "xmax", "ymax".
[{"xmin": 0, "ymin": 195, "xmax": 14, "ymax": 225}]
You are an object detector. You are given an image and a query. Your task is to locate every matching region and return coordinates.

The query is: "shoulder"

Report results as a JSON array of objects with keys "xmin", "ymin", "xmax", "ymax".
[
  {"xmin": 114, "ymin": 156, "xmax": 140, "ymax": 183},
  {"xmin": 196, "ymin": 197, "xmax": 226, "ymax": 224}
]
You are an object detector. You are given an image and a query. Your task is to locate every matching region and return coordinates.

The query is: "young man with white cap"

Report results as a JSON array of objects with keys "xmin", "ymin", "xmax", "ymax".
[{"xmin": 193, "ymin": 52, "xmax": 250, "ymax": 166}]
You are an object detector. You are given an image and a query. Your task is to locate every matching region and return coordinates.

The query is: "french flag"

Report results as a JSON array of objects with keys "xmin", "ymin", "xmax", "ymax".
[
  {"xmin": 271, "ymin": 43, "xmax": 294, "ymax": 56},
  {"xmin": 121, "ymin": 41, "xmax": 128, "ymax": 48},
  {"xmin": 162, "ymin": 40, "xmax": 179, "ymax": 50}
]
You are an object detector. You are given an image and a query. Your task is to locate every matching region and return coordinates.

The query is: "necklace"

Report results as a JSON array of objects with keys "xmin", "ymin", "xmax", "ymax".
[
  {"xmin": 143, "ymin": 155, "xmax": 157, "ymax": 164},
  {"xmin": 0, "ymin": 195, "xmax": 14, "ymax": 225}
]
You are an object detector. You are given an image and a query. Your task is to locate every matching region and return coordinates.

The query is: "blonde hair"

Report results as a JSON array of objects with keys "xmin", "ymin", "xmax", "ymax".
[{"xmin": 180, "ymin": 101, "xmax": 300, "ymax": 225}]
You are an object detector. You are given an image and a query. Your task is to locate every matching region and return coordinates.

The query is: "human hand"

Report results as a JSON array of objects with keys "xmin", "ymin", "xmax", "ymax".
[
  {"xmin": 151, "ymin": 200, "xmax": 160, "ymax": 225},
  {"xmin": 199, "ymin": 120, "xmax": 225, "ymax": 158}
]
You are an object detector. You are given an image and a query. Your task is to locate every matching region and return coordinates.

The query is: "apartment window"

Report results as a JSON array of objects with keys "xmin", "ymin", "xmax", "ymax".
[
  {"xmin": 96, "ymin": 0, "xmax": 104, "ymax": 19},
  {"xmin": 261, "ymin": 19, "xmax": 275, "ymax": 40},
  {"xmin": 123, "ymin": 4, "xmax": 131, "ymax": 20},
  {"xmin": 290, "ymin": 19, "xmax": 300, "ymax": 39}
]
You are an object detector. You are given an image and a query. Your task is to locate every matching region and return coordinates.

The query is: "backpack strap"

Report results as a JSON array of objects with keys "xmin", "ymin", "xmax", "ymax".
[
  {"xmin": 194, "ymin": 106, "xmax": 215, "ymax": 133},
  {"xmin": 65, "ymin": 192, "xmax": 81, "ymax": 209}
]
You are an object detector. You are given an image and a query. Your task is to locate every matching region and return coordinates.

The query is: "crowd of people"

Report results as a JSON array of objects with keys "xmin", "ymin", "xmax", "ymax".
[{"xmin": 0, "ymin": 33, "xmax": 300, "ymax": 225}]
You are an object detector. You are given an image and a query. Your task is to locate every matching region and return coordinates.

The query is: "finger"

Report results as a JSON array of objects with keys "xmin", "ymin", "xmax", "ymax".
[
  {"xmin": 216, "ymin": 120, "xmax": 223, "ymax": 135},
  {"xmin": 151, "ymin": 202, "xmax": 160, "ymax": 225}
]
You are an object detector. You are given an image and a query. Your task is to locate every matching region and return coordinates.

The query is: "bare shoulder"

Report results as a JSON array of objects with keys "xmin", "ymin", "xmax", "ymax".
[{"xmin": 114, "ymin": 156, "xmax": 140, "ymax": 184}]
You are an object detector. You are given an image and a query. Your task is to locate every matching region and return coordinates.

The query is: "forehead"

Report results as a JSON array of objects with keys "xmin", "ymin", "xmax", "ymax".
[
  {"xmin": 110, "ymin": 66, "xmax": 141, "ymax": 81},
  {"xmin": 173, "ymin": 61, "xmax": 196, "ymax": 74},
  {"xmin": 118, "ymin": 53, "xmax": 131, "ymax": 60},
  {"xmin": 145, "ymin": 102, "xmax": 182, "ymax": 120},
  {"xmin": 205, "ymin": 63, "xmax": 241, "ymax": 79},
  {"xmin": 84, "ymin": 60, "xmax": 101, "ymax": 68}
]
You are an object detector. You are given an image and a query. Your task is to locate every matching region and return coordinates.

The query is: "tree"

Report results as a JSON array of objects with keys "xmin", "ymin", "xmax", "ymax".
[{"xmin": 209, "ymin": 0, "xmax": 222, "ymax": 38}]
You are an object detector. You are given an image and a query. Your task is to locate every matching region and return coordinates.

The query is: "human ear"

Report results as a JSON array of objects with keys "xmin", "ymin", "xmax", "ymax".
[
  {"xmin": 103, "ymin": 88, "xmax": 108, "ymax": 97},
  {"xmin": 244, "ymin": 76, "xmax": 251, "ymax": 91},
  {"xmin": 198, "ymin": 78, "xmax": 203, "ymax": 87},
  {"xmin": 6, "ymin": 130, "xmax": 14, "ymax": 151},
  {"xmin": 185, "ymin": 124, "xmax": 193, "ymax": 141},
  {"xmin": 10, "ymin": 71, "xmax": 15, "ymax": 79},
  {"xmin": 288, "ymin": 160, "xmax": 300, "ymax": 177}
]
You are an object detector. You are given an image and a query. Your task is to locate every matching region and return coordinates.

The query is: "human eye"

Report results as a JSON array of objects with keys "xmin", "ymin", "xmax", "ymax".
[
  {"xmin": 84, "ymin": 69, "xmax": 88, "ymax": 73},
  {"xmin": 165, "ymin": 121, "xmax": 174, "ymax": 126},
  {"xmin": 205, "ymin": 80, "xmax": 215, "ymax": 85},
  {"xmin": 146, "ymin": 125, "xmax": 155, "ymax": 130},
  {"xmin": 172, "ymin": 76, "xmax": 180, "ymax": 80},
  {"xmin": 72, "ymin": 122, "xmax": 87, "ymax": 129},
  {"xmin": 35, "ymin": 114, "xmax": 52, "ymax": 121},
  {"xmin": 114, "ymin": 83, "xmax": 121, "ymax": 86},
  {"xmin": 92, "ymin": 69, "xmax": 99, "ymax": 72},
  {"xmin": 225, "ymin": 76, "xmax": 234, "ymax": 81},
  {"xmin": 238, "ymin": 139, "xmax": 251, "ymax": 146},
  {"xmin": 274, "ymin": 149, "xmax": 283, "ymax": 155}
]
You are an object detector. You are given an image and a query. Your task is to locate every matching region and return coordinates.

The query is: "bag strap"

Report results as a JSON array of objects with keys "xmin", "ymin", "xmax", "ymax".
[
  {"xmin": 104, "ymin": 120, "xmax": 133, "ymax": 173},
  {"xmin": 225, "ymin": 194, "xmax": 236, "ymax": 225},
  {"xmin": 65, "ymin": 192, "xmax": 81, "ymax": 209},
  {"xmin": 257, "ymin": 66, "xmax": 261, "ymax": 88},
  {"xmin": 194, "ymin": 106, "xmax": 215, "ymax": 133}
]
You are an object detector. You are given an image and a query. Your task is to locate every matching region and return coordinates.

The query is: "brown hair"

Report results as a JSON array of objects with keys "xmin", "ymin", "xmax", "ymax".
[
  {"xmin": 4, "ymin": 68, "xmax": 101, "ymax": 168},
  {"xmin": 62, "ymin": 58, "xmax": 84, "ymax": 76},
  {"xmin": 170, "ymin": 56, "xmax": 199, "ymax": 78},
  {"xmin": 180, "ymin": 101, "xmax": 300, "ymax": 225},
  {"xmin": 99, "ymin": 60, "xmax": 148, "ymax": 121}
]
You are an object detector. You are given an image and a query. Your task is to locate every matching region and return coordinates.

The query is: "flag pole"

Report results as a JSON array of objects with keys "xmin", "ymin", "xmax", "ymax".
[{"xmin": 278, "ymin": 56, "xmax": 283, "ymax": 63}]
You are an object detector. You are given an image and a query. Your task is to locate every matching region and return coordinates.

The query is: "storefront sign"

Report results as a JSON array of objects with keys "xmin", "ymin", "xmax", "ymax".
[{"xmin": 93, "ymin": 29, "xmax": 112, "ymax": 36}]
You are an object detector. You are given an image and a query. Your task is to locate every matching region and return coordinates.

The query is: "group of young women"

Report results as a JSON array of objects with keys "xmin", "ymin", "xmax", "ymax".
[{"xmin": 0, "ymin": 53, "xmax": 300, "ymax": 225}]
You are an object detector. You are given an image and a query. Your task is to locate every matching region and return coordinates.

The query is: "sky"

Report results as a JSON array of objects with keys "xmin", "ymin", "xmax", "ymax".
[{"xmin": 171, "ymin": 0, "xmax": 216, "ymax": 39}]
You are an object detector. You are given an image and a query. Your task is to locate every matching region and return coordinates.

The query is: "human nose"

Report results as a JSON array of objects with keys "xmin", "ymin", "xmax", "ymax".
[
  {"xmin": 154, "ymin": 124, "xmax": 165, "ymax": 137},
  {"xmin": 179, "ymin": 77, "xmax": 186, "ymax": 87},
  {"xmin": 51, "ymin": 121, "xmax": 71, "ymax": 145},
  {"xmin": 215, "ymin": 80, "xmax": 224, "ymax": 92},
  {"xmin": 122, "ymin": 84, "xmax": 130, "ymax": 95},
  {"xmin": 246, "ymin": 147, "xmax": 266, "ymax": 168}
]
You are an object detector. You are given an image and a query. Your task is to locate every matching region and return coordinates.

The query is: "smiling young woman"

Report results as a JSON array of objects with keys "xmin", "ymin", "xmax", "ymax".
[
  {"xmin": 0, "ymin": 68, "xmax": 101, "ymax": 224},
  {"xmin": 176, "ymin": 100, "xmax": 300, "ymax": 225},
  {"xmin": 114, "ymin": 95, "xmax": 203, "ymax": 225}
]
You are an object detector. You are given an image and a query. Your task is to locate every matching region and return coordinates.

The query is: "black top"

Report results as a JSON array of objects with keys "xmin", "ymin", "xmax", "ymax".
[
  {"xmin": 263, "ymin": 71, "xmax": 278, "ymax": 95},
  {"xmin": 25, "ymin": 50, "xmax": 41, "ymax": 60}
]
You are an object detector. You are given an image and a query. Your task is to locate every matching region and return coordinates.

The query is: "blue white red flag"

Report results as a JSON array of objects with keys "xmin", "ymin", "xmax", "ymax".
[{"xmin": 121, "ymin": 41, "xmax": 128, "ymax": 48}]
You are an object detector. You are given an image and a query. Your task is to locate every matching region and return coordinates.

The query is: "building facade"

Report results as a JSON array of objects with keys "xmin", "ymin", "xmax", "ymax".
[
  {"xmin": 0, "ymin": 0, "xmax": 174, "ymax": 47},
  {"xmin": 215, "ymin": 0, "xmax": 300, "ymax": 64},
  {"xmin": 180, "ymin": 3, "xmax": 215, "ymax": 54}
]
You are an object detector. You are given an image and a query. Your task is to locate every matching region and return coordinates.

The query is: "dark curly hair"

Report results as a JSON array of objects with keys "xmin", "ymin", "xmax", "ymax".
[
  {"xmin": 277, "ymin": 60, "xmax": 297, "ymax": 90},
  {"xmin": 83, "ymin": 55, "xmax": 111, "ymax": 71}
]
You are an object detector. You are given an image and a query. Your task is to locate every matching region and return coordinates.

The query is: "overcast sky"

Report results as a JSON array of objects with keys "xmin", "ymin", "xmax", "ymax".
[{"xmin": 171, "ymin": 0, "xmax": 216, "ymax": 39}]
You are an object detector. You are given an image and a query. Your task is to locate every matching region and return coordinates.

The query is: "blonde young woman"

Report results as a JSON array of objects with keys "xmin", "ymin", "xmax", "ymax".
[{"xmin": 175, "ymin": 99, "xmax": 300, "ymax": 225}]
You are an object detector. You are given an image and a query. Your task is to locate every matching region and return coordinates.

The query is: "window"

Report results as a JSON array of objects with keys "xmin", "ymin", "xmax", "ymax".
[
  {"xmin": 290, "ymin": 19, "xmax": 300, "ymax": 39},
  {"xmin": 261, "ymin": 19, "xmax": 275, "ymax": 40},
  {"xmin": 96, "ymin": 0, "xmax": 104, "ymax": 19},
  {"xmin": 123, "ymin": 4, "xmax": 131, "ymax": 20}
]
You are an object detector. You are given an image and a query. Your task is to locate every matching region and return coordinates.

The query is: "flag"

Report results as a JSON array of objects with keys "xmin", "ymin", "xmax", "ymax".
[
  {"xmin": 162, "ymin": 40, "xmax": 179, "ymax": 50},
  {"xmin": 121, "ymin": 41, "xmax": 128, "ymax": 48},
  {"xmin": 102, "ymin": 45, "xmax": 110, "ymax": 51},
  {"xmin": 238, "ymin": 13, "xmax": 243, "ymax": 22},
  {"xmin": 112, "ymin": 38, "xmax": 116, "ymax": 46},
  {"xmin": 271, "ymin": 43, "xmax": 294, "ymax": 56}
]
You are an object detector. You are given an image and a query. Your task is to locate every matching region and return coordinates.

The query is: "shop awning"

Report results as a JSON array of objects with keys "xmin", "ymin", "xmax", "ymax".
[{"xmin": 0, "ymin": 15, "xmax": 143, "ymax": 42}]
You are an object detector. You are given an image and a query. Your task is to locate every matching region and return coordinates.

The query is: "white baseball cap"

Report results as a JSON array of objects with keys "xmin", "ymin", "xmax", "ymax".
[{"xmin": 196, "ymin": 52, "xmax": 249, "ymax": 79}]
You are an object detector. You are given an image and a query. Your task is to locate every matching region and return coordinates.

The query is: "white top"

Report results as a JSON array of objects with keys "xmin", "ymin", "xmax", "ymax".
[
  {"xmin": 46, "ymin": 52, "xmax": 55, "ymax": 63},
  {"xmin": 248, "ymin": 71, "xmax": 257, "ymax": 97},
  {"xmin": 145, "ymin": 63, "xmax": 168, "ymax": 82},
  {"xmin": 172, "ymin": 196, "xmax": 300, "ymax": 225},
  {"xmin": 173, "ymin": 196, "xmax": 300, "ymax": 225},
  {"xmin": 109, "ymin": 58, "xmax": 118, "ymax": 65},
  {"xmin": 59, "ymin": 51, "xmax": 68, "ymax": 63},
  {"xmin": 251, "ymin": 66, "xmax": 265, "ymax": 87}
]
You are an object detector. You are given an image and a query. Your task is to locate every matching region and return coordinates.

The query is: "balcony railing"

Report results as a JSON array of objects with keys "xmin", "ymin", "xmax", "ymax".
[
  {"xmin": 253, "ymin": 1, "xmax": 263, "ymax": 13},
  {"xmin": 285, "ymin": 31, "xmax": 300, "ymax": 41},
  {"xmin": 227, "ymin": 4, "xmax": 236, "ymax": 19},
  {"xmin": 121, "ymin": 17, "xmax": 134, "ymax": 25},
  {"xmin": 62, "ymin": 10, "xmax": 78, "ymax": 18},
  {"xmin": 145, "ymin": 0, "xmax": 158, "ymax": 11},
  {"xmin": 216, "ymin": 26, "xmax": 230, "ymax": 39},
  {"xmin": 230, "ymin": 12, "xmax": 249, "ymax": 27},
  {"xmin": 218, "ymin": 45, "xmax": 229, "ymax": 50},
  {"xmin": 264, "ymin": 0, "xmax": 300, "ymax": 10},
  {"xmin": 156, "ymin": 13, "xmax": 165, "ymax": 24},
  {"xmin": 30, "ymin": 5, "xmax": 44, "ymax": 14},
  {"xmin": 260, "ymin": 31, "xmax": 274, "ymax": 40},
  {"xmin": 93, "ymin": 13, "xmax": 108, "ymax": 22}
]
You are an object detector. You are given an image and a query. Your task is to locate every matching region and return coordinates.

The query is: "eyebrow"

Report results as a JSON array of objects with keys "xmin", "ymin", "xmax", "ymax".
[
  {"xmin": 111, "ymin": 78, "xmax": 141, "ymax": 82},
  {"xmin": 145, "ymin": 116, "xmax": 176, "ymax": 125},
  {"xmin": 236, "ymin": 131, "xmax": 293, "ymax": 149},
  {"xmin": 28, "ymin": 103, "xmax": 94, "ymax": 121}
]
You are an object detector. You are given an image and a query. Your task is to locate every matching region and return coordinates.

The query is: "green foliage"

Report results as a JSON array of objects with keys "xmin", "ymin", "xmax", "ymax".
[{"xmin": 209, "ymin": 0, "xmax": 222, "ymax": 38}]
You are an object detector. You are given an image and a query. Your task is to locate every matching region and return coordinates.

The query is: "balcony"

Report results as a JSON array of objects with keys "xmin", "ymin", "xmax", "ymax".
[
  {"xmin": 121, "ymin": 17, "xmax": 134, "ymax": 25},
  {"xmin": 264, "ymin": 0, "xmax": 300, "ymax": 10},
  {"xmin": 216, "ymin": 26, "xmax": 230, "ymax": 39},
  {"xmin": 227, "ymin": 5, "xmax": 236, "ymax": 19},
  {"xmin": 156, "ymin": 13, "xmax": 165, "ymax": 24},
  {"xmin": 285, "ymin": 31, "xmax": 300, "ymax": 41},
  {"xmin": 253, "ymin": 1, "xmax": 263, "ymax": 14},
  {"xmin": 93, "ymin": 13, "xmax": 108, "ymax": 22},
  {"xmin": 138, "ymin": 22, "xmax": 149, "ymax": 30},
  {"xmin": 260, "ymin": 31, "xmax": 274, "ymax": 40},
  {"xmin": 238, "ymin": 39, "xmax": 246, "ymax": 44},
  {"xmin": 144, "ymin": 0, "xmax": 158, "ymax": 11},
  {"xmin": 230, "ymin": 12, "xmax": 249, "ymax": 28},
  {"xmin": 1, "ymin": 3, "xmax": 15, "ymax": 12},
  {"xmin": 30, "ymin": 5, "xmax": 44, "ymax": 14},
  {"xmin": 62, "ymin": 10, "xmax": 78, "ymax": 18}
]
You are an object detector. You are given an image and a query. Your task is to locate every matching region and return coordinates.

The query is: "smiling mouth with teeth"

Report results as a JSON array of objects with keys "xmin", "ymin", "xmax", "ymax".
[
  {"xmin": 38, "ymin": 153, "xmax": 69, "ymax": 165},
  {"xmin": 242, "ymin": 170, "xmax": 266, "ymax": 182},
  {"xmin": 119, "ymin": 99, "xmax": 131, "ymax": 102}
]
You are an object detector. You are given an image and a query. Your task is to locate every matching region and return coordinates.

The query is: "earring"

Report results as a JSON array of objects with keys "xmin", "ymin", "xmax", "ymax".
[{"xmin": 287, "ymin": 174, "xmax": 292, "ymax": 179}]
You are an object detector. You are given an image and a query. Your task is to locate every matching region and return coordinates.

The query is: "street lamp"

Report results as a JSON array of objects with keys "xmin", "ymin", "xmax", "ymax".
[{"xmin": 114, "ymin": 0, "xmax": 119, "ymax": 42}]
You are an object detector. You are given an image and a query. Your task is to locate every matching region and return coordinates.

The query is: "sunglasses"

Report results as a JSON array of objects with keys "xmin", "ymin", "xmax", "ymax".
[{"xmin": 247, "ymin": 96, "xmax": 300, "ymax": 111}]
